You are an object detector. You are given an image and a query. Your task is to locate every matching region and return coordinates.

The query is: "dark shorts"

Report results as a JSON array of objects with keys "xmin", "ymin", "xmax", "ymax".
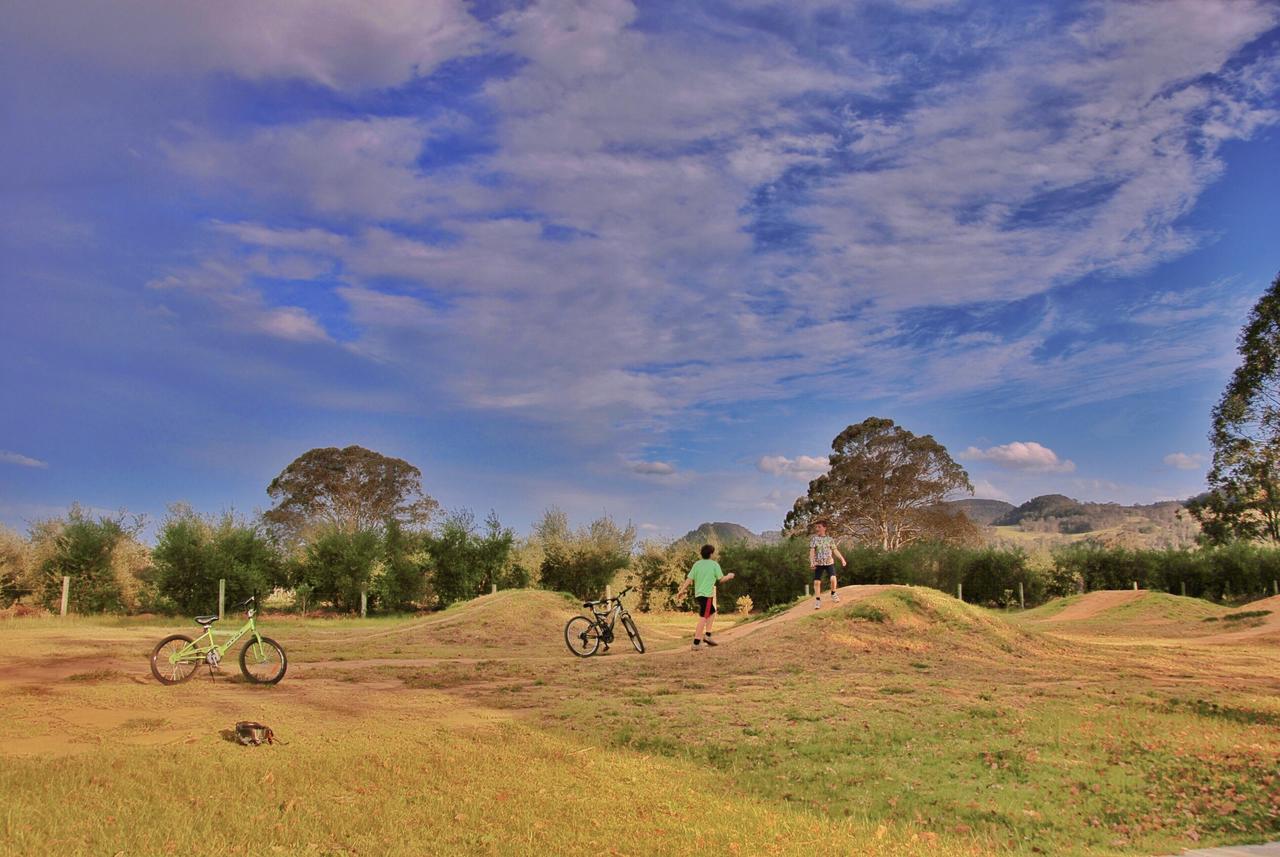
[
  {"xmin": 813, "ymin": 564, "xmax": 835, "ymax": 581},
  {"xmin": 694, "ymin": 596, "xmax": 716, "ymax": 617}
]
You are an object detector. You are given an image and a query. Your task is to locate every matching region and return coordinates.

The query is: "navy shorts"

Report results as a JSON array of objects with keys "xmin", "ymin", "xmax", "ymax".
[
  {"xmin": 813, "ymin": 564, "xmax": 834, "ymax": 581},
  {"xmin": 694, "ymin": 596, "xmax": 716, "ymax": 617}
]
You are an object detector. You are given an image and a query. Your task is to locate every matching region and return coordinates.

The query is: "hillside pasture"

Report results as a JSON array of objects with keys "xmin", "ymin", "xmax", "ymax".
[{"xmin": 2, "ymin": 587, "xmax": 1279, "ymax": 856}]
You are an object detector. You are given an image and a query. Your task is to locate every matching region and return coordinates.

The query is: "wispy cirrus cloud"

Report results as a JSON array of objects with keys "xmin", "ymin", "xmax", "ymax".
[
  {"xmin": 0, "ymin": 451, "xmax": 48, "ymax": 469},
  {"xmin": 146, "ymin": 0, "xmax": 1279, "ymax": 437}
]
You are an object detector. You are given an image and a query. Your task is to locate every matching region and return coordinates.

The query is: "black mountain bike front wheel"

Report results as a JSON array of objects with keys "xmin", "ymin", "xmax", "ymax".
[
  {"xmin": 564, "ymin": 616, "xmax": 601, "ymax": 657},
  {"xmin": 621, "ymin": 615, "xmax": 645, "ymax": 654},
  {"xmin": 150, "ymin": 634, "xmax": 201, "ymax": 685},
  {"xmin": 240, "ymin": 636, "xmax": 287, "ymax": 684}
]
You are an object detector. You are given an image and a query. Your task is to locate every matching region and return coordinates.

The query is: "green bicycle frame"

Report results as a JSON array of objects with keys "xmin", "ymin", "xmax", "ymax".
[{"xmin": 167, "ymin": 614, "xmax": 268, "ymax": 667}]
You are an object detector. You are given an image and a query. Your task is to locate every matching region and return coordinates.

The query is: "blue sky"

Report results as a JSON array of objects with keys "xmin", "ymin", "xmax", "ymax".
[{"xmin": 2, "ymin": 0, "xmax": 1279, "ymax": 541}]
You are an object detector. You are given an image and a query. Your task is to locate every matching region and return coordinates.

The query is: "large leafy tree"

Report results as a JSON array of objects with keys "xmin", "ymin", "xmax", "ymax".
[
  {"xmin": 264, "ymin": 446, "xmax": 438, "ymax": 541},
  {"xmin": 1187, "ymin": 271, "xmax": 1280, "ymax": 544},
  {"xmin": 784, "ymin": 417, "xmax": 973, "ymax": 550}
]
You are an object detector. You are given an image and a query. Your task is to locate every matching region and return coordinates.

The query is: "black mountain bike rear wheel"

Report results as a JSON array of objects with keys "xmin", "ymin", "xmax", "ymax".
[
  {"xmin": 564, "ymin": 616, "xmax": 601, "ymax": 657},
  {"xmin": 621, "ymin": 615, "xmax": 645, "ymax": 653}
]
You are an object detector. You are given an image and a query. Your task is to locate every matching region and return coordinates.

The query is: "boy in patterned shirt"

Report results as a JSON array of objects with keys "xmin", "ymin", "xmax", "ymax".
[{"xmin": 809, "ymin": 520, "xmax": 846, "ymax": 609}]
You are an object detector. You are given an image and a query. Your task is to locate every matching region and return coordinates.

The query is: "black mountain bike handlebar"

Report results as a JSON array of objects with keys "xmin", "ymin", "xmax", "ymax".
[{"xmin": 582, "ymin": 586, "xmax": 633, "ymax": 608}]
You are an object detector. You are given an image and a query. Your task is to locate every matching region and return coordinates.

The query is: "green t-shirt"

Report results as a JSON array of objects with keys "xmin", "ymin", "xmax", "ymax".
[{"xmin": 687, "ymin": 559, "xmax": 724, "ymax": 598}]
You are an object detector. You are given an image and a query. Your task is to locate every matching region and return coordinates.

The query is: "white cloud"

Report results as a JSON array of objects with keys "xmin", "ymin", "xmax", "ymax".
[
  {"xmin": 757, "ymin": 455, "xmax": 830, "ymax": 480},
  {"xmin": 1164, "ymin": 452, "xmax": 1206, "ymax": 471},
  {"xmin": 168, "ymin": 118, "xmax": 443, "ymax": 221},
  {"xmin": 120, "ymin": 0, "xmax": 1280, "ymax": 443},
  {"xmin": 11, "ymin": 0, "xmax": 482, "ymax": 91},
  {"xmin": 970, "ymin": 479, "xmax": 1011, "ymax": 502},
  {"xmin": 960, "ymin": 442, "xmax": 1075, "ymax": 473},
  {"xmin": 0, "ymin": 451, "xmax": 48, "ymax": 469},
  {"xmin": 630, "ymin": 460, "xmax": 676, "ymax": 476},
  {"xmin": 149, "ymin": 259, "xmax": 331, "ymax": 345}
]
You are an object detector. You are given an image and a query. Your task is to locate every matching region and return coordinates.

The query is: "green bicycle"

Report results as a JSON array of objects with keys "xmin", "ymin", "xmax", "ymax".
[{"xmin": 150, "ymin": 596, "xmax": 287, "ymax": 685}]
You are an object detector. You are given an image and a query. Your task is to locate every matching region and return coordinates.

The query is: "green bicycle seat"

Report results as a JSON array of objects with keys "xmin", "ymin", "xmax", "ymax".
[{"xmin": 194, "ymin": 615, "xmax": 220, "ymax": 626}]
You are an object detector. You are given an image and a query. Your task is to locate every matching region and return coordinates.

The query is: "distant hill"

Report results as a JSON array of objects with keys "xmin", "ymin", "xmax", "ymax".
[
  {"xmin": 942, "ymin": 499, "xmax": 1016, "ymax": 526},
  {"xmin": 679, "ymin": 522, "xmax": 780, "ymax": 546},
  {"xmin": 987, "ymin": 494, "xmax": 1199, "ymax": 549}
]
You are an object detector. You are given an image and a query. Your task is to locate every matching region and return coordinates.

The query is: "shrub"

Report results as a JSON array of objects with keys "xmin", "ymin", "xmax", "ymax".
[
  {"xmin": 717, "ymin": 540, "xmax": 809, "ymax": 611},
  {"xmin": 29, "ymin": 506, "xmax": 148, "ymax": 614},
  {"xmin": 152, "ymin": 507, "xmax": 282, "ymax": 615},
  {"xmin": 425, "ymin": 510, "xmax": 519, "ymax": 607},
  {"xmin": 735, "ymin": 595, "xmax": 754, "ymax": 615},
  {"xmin": 295, "ymin": 528, "xmax": 381, "ymax": 612},
  {"xmin": 535, "ymin": 513, "xmax": 633, "ymax": 601}
]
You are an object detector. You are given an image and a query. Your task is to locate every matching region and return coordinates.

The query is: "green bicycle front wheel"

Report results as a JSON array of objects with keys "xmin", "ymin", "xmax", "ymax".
[
  {"xmin": 564, "ymin": 616, "xmax": 600, "ymax": 657},
  {"xmin": 240, "ymin": 636, "xmax": 287, "ymax": 684},
  {"xmin": 150, "ymin": 634, "xmax": 201, "ymax": 685}
]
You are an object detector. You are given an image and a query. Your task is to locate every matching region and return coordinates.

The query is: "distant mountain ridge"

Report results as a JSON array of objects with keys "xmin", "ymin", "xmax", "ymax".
[
  {"xmin": 941, "ymin": 498, "xmax": 1015, "ymax": 526},
  {"xmin": 680, "ymin": 494, "xmax": 1198, "ymax": 552},
  {"xmin": 678, "ymin": 522, "xmax": 781, "ymax": 546}
]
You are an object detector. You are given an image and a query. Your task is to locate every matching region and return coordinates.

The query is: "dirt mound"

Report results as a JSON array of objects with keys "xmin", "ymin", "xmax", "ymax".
[
  {"xmin": 735, "ymin": 585, "xmax": 1051, "ymax": 659},
  {"xmin": 407, "ymin": 589, "xmax": 584, "ymax": 650},
  {"xmin": 330, "ymin": 589, "xmax": 584, "ymax": 658},
  {"xmin": 1240, "ymin": 594, "xmax": 1280, "ymax": 612},
  {"xmin": 1023, "ymin": 591, "xmax": 1230, "ymax": 635},
  {"xmin": 1199, "ymin": 594, "xmax": 1280, "ymax": 644},
  {"xmin": 1037, "ymin": 590, "xmax": 1147, "ymax": 622}
]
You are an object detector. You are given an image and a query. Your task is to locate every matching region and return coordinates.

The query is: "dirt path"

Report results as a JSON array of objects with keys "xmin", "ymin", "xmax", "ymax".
[{"xmin": 1042, "ymin": 590, "xmax": 1146, "ymax": 622}]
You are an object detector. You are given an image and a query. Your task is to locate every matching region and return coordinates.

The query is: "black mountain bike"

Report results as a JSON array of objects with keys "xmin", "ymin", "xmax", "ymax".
[{"xmin": 564, "ymin": 585, "xmax": 645, "ymax": 657}]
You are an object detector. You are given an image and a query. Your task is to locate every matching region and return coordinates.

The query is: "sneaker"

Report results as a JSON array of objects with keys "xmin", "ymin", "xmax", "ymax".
[
  {"xmin": 703, "ymin": 636, "xmax": 719, "ymax": 647},
  {"xmin": 831, "ymin": 591, "xmax": 841, "ymax": 602},
  {"xmin": 814, "ymin": 598, "xmax": 822, "ymax": 610},
  {"xmin": 691, "ymin": 642, "xmax": 703, "ymax": 651}
]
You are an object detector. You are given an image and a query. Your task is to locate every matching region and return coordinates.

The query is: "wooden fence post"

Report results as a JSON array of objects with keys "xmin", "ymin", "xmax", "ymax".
[
  {"xmin": 1132, "ymin": 581, "xmax": 1138, "ymax": 591},
  {"xmin": 218, "ymin": 579, "xmax": 226, "ymax": 620},
  {"xmin": 360, "ymin": 589, "xmax": 368, "ymax": 618},
  {"xmin": 605, "ymin": 585, "xmax": 612, "ymax": 601},
  {"xmin": 60, "ymin": 576, "xmax": 70, "ymax": 617},
  {"xmin": 490, "ymin": 583, "xmax": 497, "ymax": 595},
  {"xmin": 957, "ymin": 582, "xmax": 963, "ymax": 602},
  {"xmin": 805, "ymin": 584, "xmax": 810, "ymax": 597},
  {"xmin": 1019, "ymin": 581, "xmax": 1025, "ymax": 610},
  {"xmin": 1181, "ymin": 581, "xmax": 1187, "ymax": 597},
  {"xmin": 1273, "ymin": 580, "xmax": 1278, "ymax": 596}
]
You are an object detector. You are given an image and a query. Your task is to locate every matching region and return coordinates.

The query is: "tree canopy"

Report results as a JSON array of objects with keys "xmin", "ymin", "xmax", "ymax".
[
  {"xmin": 784, "ymin": 417, "xmax": 974, "ymax": 550},
  {"xmin": 1188, "ymin": 270, "xmax": 1280, "ymax": 544},
  {"xmin": 264, "ymin": 445, "xmax": 438, "ymax": 541}
]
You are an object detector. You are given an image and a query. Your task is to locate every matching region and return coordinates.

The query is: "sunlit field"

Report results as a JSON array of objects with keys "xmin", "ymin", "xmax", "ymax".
[{"xmin": 3, "ymin": 587, "xmax": 1279, "ymax": 856}]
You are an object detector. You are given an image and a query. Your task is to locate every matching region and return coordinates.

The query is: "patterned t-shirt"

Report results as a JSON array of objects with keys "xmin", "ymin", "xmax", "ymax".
[{"xmin": 810, "ymin": 534, "xmax": 837, "ymax": 565}]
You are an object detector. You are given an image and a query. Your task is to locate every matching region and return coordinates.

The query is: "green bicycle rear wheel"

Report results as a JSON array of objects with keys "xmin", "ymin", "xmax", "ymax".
[
  {"xmin": 150, "ymin": 634, "xmax": 201, "ymax": 685},
  {"xmin": 240, "ymin": 636, "xmax": 287, "ymax": 684},
  {"xmin": 564, "ymin": 616, "xmax": 601, "ymax": 657}
]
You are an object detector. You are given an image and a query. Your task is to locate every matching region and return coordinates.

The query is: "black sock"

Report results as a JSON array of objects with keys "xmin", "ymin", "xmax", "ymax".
[
  {"xmin": 693, "ymin": 638, "xmax": 701, "ymax": 645},
  {"xmin": 704, "ymin": 631, "xmax": 712, "ymax": 637}
]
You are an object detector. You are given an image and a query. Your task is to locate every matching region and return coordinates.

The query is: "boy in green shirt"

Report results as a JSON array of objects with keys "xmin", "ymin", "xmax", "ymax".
[{"xmin": 675, "ymin": 544, "xmax": 735, "ymax": 650}]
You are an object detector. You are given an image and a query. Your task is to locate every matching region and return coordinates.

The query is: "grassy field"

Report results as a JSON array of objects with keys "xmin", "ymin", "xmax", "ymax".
[{"xmin": 2, "ymin": 587, "xmax": 1279, "ymax": 856}]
